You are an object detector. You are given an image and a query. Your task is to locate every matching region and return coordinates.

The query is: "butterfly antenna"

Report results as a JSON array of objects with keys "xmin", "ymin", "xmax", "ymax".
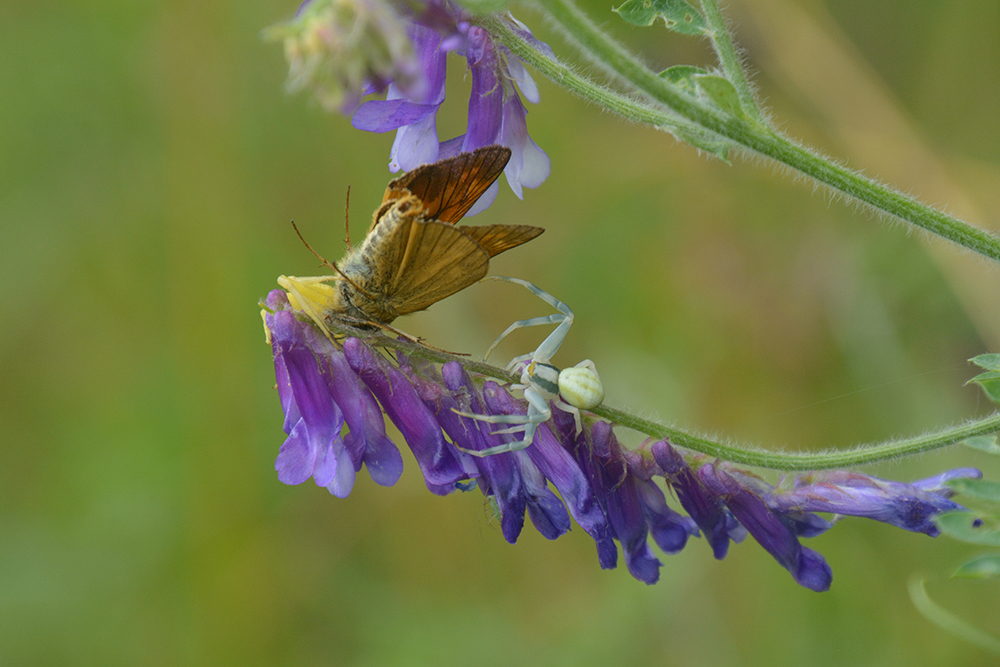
[
  {"xmin": 289, "ymin": 220, "xmax": 380, "ymax": 302},
  {"xmin": 290, "ymin": 219, "xmax": 336, "ymax": 271},
  {"xmin": 343, "ymin": 186, "xmax": 352, "ymax": 249}
]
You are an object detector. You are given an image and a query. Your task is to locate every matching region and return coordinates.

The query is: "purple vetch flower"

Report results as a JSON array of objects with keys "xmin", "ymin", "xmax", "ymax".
[
  {"xmin": 699, "ymin": 463, "xmax": 834, "ymax": 592},
  {"xmin": 481, "ymin": 381, "xmax": 609, "ymax": 546},
  {"xmin": 347, "ymin": 1, "xmax": 552, "ymax": 207},
  {"xmin": 264, "ymin": 290, "xmax": 403, "ymax": 497},
  {"xmin": 352, "ymin": 21, "xmax": 450, "ymax": 171},
  {"xmin": 649, "ymin": 439, "xmax": 745, "ymax": 560},
  {"xmin": 625, "ymin": 449, "xmax": 700, "ymax": 555},
  {"xmin": 301, "ymin": 324, "xmax": 404, "ymax": 487},
  {"xmin": 403, "ymin": 357, "xmax": 530, "ymax": 541},
  {"xmin": 548, "ymin": 409, "xmax": 664, "ymax": 584},
  {"xmin": 771, "ymin": 468, "xmax": 983, "ymax": 536},
  {"xmin": 342, "ymin": 338, "xmax": 468, "ymax": 493}
]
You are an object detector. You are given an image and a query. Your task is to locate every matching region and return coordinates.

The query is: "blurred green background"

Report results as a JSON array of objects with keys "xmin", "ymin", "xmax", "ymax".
[{"xmin": 3, "ymin": 0, "xmax": 1000, "ymax": 664}]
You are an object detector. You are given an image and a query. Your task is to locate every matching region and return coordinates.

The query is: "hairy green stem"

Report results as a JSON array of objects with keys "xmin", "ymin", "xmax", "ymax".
[
  {"xmin": 594, "ymin": 404, "xmax": 1000, "ymax": 470},
  {"xmin": 698, "ymin": 0, "xmax": 765, "ymax": 124},
  {"xmin": 330, "ymin": 323, "xmax": 1000, "ymax": 471},
  {"xmin": 478, "ymin": 16, "xmax": 712, "ymax": 135},
  {"xmin": 487, "ymin": 1, "xmax": 1000, "ymax": 263}
]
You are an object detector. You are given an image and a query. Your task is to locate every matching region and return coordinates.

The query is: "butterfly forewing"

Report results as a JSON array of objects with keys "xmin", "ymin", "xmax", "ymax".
[{"xmin": 381, "ymin": 145, "xmax": 512, "ymax": 223}]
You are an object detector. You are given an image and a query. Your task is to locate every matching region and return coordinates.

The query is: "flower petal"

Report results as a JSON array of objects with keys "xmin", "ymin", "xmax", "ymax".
[
  {"xmin": 275, "ymin": 419, "xmax": 318, "ymax": 485},
  {"xmin": 778, "ymin": 469, "xmax": 979, "ymax": 536},
  {"xmin": 344, "ymin": 339, "xmax": 466, "ymax": 492},
  {"xmin": 504, "ymin": 57, "xmax": 540, "ymax": 104},
  {"xmin": 517, "ymin": 451, "xmax": 572, "ymax": 540},
  {"xmin": 352, "ymin": 97, "xmax": 439, "ymax": 132},
  {"xmin": 590, "ymin": 422, "xmax": 662, "ymax": 584},
  {"xmin": 326, "ymin": 443, "xmax": 358, "ymax": 498},
  {"xmin": 443, "ymin": 368, "xmax": 527, "ymax": 543},
  {"xmin": 635, "ymin": 477, "xmax": 698, "ymax": 554},
  {"xmin": 652, "ymin": 440, "xmax": 735, "ymax": 559},
  {"xmin": 389, "ymin": 111, "xmax": 441, "ymax": 172},
  {"xmin": 499, "ymin": 95, "xmax": 550, "ymax": 198},
  {"xmin": 462, "ymin": 180, "xmax": 499, "ymax": 218},
  {"xmin": 700, "ymin": 464, "xmax": 832, "ymax": 592},
  {"xmin": 461, "ymin": 26, "xmax": 503, "ymax": 151}
]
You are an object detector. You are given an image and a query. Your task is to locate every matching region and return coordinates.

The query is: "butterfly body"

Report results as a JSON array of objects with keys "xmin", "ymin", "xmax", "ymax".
[{"xmin": 280, "ymin": 146, "xmax": 543, "ymax": 334}]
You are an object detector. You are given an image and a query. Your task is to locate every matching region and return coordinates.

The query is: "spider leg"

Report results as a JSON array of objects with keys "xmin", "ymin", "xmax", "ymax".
[{"xmin": 481, "ymin": 276, "xmax": 575, "ymax": 364}]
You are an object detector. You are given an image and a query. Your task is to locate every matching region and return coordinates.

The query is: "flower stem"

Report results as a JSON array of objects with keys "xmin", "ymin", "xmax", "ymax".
[
  {"xmin": 698, "ymin": 0, "xmax": 765, "ymax": 124},
  {"xmin": 330, "ymin": 322, "xmax": 1000, "ymax": 471},
  {"xmin": 479, "ymin": 15, "xmax": 711, "ymax": 135},
  {"xmin": 490, "ymin": 1, "xmax": 1000, "ymax": 263},
  {"xmin": 594, "ymin": 404, "xmax": 1000, "ymax": 470}
]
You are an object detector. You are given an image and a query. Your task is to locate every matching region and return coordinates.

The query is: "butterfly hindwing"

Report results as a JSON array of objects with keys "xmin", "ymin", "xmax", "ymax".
[{"xmin": 457, "ymin": 224, "xmax": 545, "ymax": 258}]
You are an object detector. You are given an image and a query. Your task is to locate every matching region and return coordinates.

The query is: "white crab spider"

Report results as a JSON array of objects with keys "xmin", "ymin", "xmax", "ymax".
[{"xmin": 455, "ymin": 276, "xmax": 605, "ymax": 457}]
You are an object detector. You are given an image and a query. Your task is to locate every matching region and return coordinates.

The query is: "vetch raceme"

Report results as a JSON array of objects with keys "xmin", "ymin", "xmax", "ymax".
[{"xmin": 260, "ymin": 288, "xmax": 983, "ymax": 590}]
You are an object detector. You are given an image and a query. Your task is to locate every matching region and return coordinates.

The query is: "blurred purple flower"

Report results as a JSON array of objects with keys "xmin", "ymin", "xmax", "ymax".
[
  {"xmin": 270, "ymin": 0, "xmax": 552, "ymax": 210},
  {"xmin": 266, "ymin": 0, "xmax": 424, "ymax": 112}
]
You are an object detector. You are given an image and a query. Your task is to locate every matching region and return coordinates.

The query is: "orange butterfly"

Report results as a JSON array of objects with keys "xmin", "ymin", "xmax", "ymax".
[{"xmin": 279, "ymin": 145, "xmax": 544, "ymax": 336}]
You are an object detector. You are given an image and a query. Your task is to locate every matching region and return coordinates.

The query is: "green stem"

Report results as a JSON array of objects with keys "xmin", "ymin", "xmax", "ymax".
[
  {"xmin": 487, "ymin": 1, "xmax": 1000, "ymax": 263},
  {"xmin": 698, "ymin": 0, "xmax": 765, "ymax": 124},
  {"xmin": 326, "ymin": 323, "xmax": 1000, "ymax": 471},
  {"xmin": 594, "ymin": 404, "xmax": 1000, "ymax": 470},
  {"xmin": 479, "ymin": 16, "xmax": 712, "ymax": 136}
]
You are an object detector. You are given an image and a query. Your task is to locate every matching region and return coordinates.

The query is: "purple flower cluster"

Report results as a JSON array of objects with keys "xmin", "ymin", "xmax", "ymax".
[
  {"xmin": 272, "ymin": 0, "xmax": 552, "ymax": 212},
  {"xmin": 351, "ymin": 8, "xmax": 552, "ymax": 210},
  {"xmin": 262, "ymin": 289, "xmax": 982, "ymax": 590}
]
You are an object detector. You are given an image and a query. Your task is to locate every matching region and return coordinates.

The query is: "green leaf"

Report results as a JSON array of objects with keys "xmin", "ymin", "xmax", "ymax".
[
  {"xmin": 672, "ymin": 127, "xmax": 731, "ymax": 162},
  {"xmin": 935, "ymin": 511, "xmax": 1000, "ymax": 546},
  {"xmin": 967, "ymin": 370, "xmax": 1000, "ymax": 403},
  {"xmin": 954, "ymin": 554, "xmax": 1000, "ymax": 579},
  {"xmin": 658, "ymin": 65, "xmax": 709, "ymax": 96},
  {"xmin": 963, "ymin": 435, "xmax": 1000, "ymax": 455},
  {"xmin": 971, "ymin": 353, "xmax": 1000, "ymax": 371},
  {"xmin": 613, "ymin": 0, "xmax": 707, "ymax": 35},
  {"xmin": 693, "ymin": 74, "xmax": 747, "ymax": 119},
  {"xmin": 947, "ymin": 477, "xmax": 1000, "ymax": 503}
]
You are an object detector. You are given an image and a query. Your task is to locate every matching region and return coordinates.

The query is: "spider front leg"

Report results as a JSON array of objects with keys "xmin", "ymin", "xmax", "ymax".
[
  {"xmin": 481, "ymin": 276, "xmax": 575, "ymax": 365},
  {"xmin": 451, "ymin": 387, "xmax": 552, "ymax": 457}
]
